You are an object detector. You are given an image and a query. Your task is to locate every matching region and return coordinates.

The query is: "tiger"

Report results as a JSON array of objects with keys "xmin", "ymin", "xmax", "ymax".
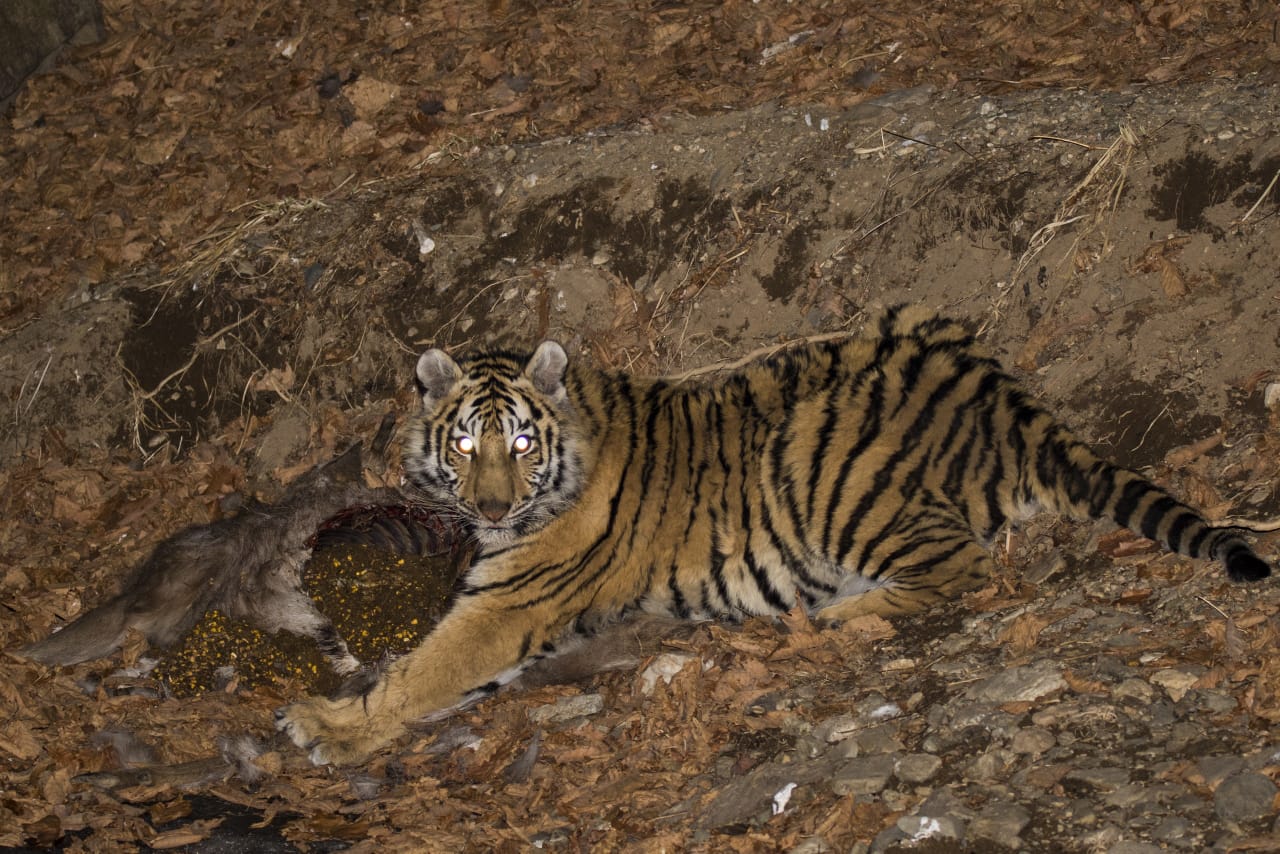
[{"xmin": 277, "ymin": 305, "xmax": 1272, "ymax": 765}]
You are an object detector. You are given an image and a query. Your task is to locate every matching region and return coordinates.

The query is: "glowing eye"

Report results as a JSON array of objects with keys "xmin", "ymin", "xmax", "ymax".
[
  {"xmin": 454, "ymin": 435, "xmax": 475, "ymax": 455},
  {"xmin": 511, "ymin": 434, "xmax": 534, "ymax": 455}
]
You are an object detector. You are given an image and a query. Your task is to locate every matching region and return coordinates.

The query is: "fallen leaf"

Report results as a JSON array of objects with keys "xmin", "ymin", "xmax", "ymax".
[
  {"xmin": 834, "ymin": 614, "xmax": 896, "ymax": 641},
  {"xmin": 1158, "ymin": 257, "xmax": 1188, "ymax": 300},
  {"xmin": 345, "ymin": 77, "xmax": 402, "ymax": 120},
  {"xmin": 148, "ymin": 829, "xmax": 211, "ymax": 849},
  {"xmin": 1163, "ymin": 433, "xmax": 1222, "ymax": 468},
  {"xmin": 1116, "ymin": 588, "xmax": 1154, "ymax": 606},
  {"xmin": 998, "ymin": 611, "xmax": 1054, "ymax": 653}
]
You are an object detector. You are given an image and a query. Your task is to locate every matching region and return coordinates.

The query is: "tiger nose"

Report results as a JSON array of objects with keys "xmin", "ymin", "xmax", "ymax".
[{"xmin": 478, "ymin": 498, "xmax": 510, "ymax": 522}]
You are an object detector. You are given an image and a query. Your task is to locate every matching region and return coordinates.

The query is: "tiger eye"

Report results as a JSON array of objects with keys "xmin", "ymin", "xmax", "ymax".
[
  {"xmin": 511, "ymin": 434, "xmax": 534, "ymax": 455},
  {"xmin": 454, "ymin": 435, "xmax": 476, "ymax": 455}
]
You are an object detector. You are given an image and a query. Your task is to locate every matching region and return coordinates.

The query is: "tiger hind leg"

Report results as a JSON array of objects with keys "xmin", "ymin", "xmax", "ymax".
[{"xmin": 816, "ymin": 525, "xmax": 995, "ymax": 621}]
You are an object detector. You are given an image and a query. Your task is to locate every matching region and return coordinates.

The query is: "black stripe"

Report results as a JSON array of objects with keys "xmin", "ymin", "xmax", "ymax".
[
  {"xmin": 835, "ymin": 363, "xmax": 965, "ymax": 566},
  {"xmin": 1112, "ymin": 479, "xmax": 1150, "ymax": 529},
  {"xmin": 1138, "ymin": 495, "xmax": 1181, "ymax": 542},
  {"xmin": 1187, "ymin": 525, "xmax": 1213, "ymax": 558},
  {"xmin": 759, "ymin": 490, "xmax": 835, "ymax": 596},
  {"xmin": 807, "ymin": 382, "xmax": 845, "ymax": 524},
  {"xmin": 818, "ymin": 368, "xmax": 886, "ymax": 553},
  {"xmin": 873, "ymin": 534, "xmax": 972, "ymax": 585},
  {"xmin": 744, "ymin": 549, "xmax": 790, "ymax": 612},
  {"xmin": 707, "ymin": 522, "xmax": 735, "ymax": 612},
  {"xmin": 1088, "ymin": 459, "xmax": 1119, "ymax": 517},
  {"xmin": 667, "ymin": 560, "xmax": 690, "ymax": 618},
  {"xmin": 681, "ymin": 393, "xmax": 704, "ymax": 538},
  {"xmin": 734, "ymin": 382, "xmax": 790, "ymax": 612},
  {"xmin": 856, "ymin": 447, "xmax": 951, "ymax": 578}
]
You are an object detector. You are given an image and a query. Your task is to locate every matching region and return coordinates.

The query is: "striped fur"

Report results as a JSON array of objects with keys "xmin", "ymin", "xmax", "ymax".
[{"xmin": 277, "ymin": 306, "xmax": 1271, "ymax": 764}]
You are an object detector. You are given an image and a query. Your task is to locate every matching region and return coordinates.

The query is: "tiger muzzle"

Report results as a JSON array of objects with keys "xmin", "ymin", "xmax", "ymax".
[
  {"xmin": 477, "ymin": 497, "xmax": 512, "ymax": 522},
  {"xmin": 468, "ymin": 436, "xmax": 520, "ymax": 524}
]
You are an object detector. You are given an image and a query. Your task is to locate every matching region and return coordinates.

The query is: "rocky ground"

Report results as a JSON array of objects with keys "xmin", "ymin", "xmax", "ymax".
[{"xmin": 2, "ymin": 1, "xmax": 1280, "ymax": 851}]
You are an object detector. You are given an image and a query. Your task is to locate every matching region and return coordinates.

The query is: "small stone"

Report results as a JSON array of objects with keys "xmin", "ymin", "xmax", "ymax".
[
  {"xmin": 1146, "ymin": 699, "xmax": 1177, "ymax": 729},
  {"xmin": 868, "ymin": 825, "xmax": 908, "ymax": 854},
  {"xmin": 1150, "ymin": 816, "xmax": 1190, "ymax": 843},
  {"xmin": 966, "ymin": 747, "xmax": 1018, "ymax": 782},
  {"xmin": 1067, "ymin": 798, "xmax": 1098, "ymax": 825},
  {"xmin": 1108, "ymin": 843, "xmax": 1164, "ymax": 854},
  {"xmin": 896, "ymin": 813, "xmax": 963, "ymax": 844},
  {"xmin": 830, "ymin": 724, "xmax": 904, "ymax": 760},
  {"xmin": 1064, "ymin": 766, "xmax": 1131, "ymax": 793},
  {"xmin": 1011, "ymin": 762, "xmax": 1071, "ymax": 792},
  {"xmin": 916, "ymin": 789, "xmax": 977, "ymax": 822},
  {"xmin": 967, "ymin": 661, "xmax": 1066, "ymax": 704},
  {"xmin": 1112, "ymin": 677, "xmax": 1155, "ymax": 704},
  {"xmin": 1248, "ymin": 743, "xmax": 1280, "ymax": 771},
  {"xmin": 853, "ymin": 725, "xmax": 904, "ymax": 756},
  {"xmin": 1011, "ymin": 726, "xmax": 1055, "ymax": 756},
  {"xmin": 1164, "ymin": 721, "xmax": 1201, "ymax": 753},
  {"xmin": 831, "ymin": 754, "xmax": 896, "ymax": 796},
  {"xmin": 895, "ymin": 753, "xmax": 943, "ymax": 784},
  {"xmin": 812, "ymin": 713, "xmax": 858, "ymax": 744},
  {"xmin": 1214, "ymin": 772, "xmax": 1278, "ymax": 824},
  {"xmin": 881, "ymin": 789, "xmax": 914, "ymax": 812},
  {"xmin": 528, "ymin": 693, "xmax": 604, "ymax": 725},
  {"xmin": 1104, "ymin": 784, "xmax": 1150, "ymax": 809},
  {"xmin": 1150, "ymin": 667, "xmax": 1201, "ymax": 703},
  {"xmin": 789, "ymin": 836, "xmax": 831, "ymax": 854},
  {"xmin": 969, "ymin": 802, "xmax": 1030, "ymax": 849},
  {"xmin": 1196, "ymin": 754, "xmax": 1245, "ymax": 788},
  {"xmin": 1194, "ymin": 690, "xmax": 1238, "ymax": 715},
  {"xmin": 1079, "ymin": 826, "xmax": 1123, "ymax": 849},
  {"xmin": 948, "ymin": 704, "xmax": 1018, "ymax": 738}
]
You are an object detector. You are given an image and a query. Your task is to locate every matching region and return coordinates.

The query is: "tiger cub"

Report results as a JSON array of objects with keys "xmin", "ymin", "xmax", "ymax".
[{"xmin": 277, "ymin": 306, "xmax": 1272, "ymax": 764}]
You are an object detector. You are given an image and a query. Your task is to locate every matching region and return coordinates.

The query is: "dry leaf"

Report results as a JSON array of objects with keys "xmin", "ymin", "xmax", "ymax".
[
  {"xmin": 1163, "ymin": 432, "xmax": 1222, "ymax": 468},
  {"xmin": 345, "ymin": 77, "xmax": 402, "ymax": 119},
  {"xmin": 997, "ymin": 611, "xmax": 1053, "ymax": 653},
  {"xmin": 834, "ymin": 613, "xmax": 896, "ymax": 641},
  {"xmin": 1116, "ymin": 588, "xmax": 1154, "ymax": 605},
  {"xmin": 249, "ymin": 364, "xmax": 295, "ymax": 397},
  {"xmin": 1062, "ymin": 669, "xmax": 1108, "ymax": 694},
  {"xmin": 652, "ymin": 23, "xmax": 692, "ymax": 52},
  {"xmin": 0, "ymin": 721, "xmax": 42, "ymax": 761},
  {"xmin": 134, "ymin": 126, "xmax": 188, "ymax": 166},
  {"xmin": 1158, "ymin": 257, "xmax": 1188, "ymax": 300},
  {"xmin": 148, "ymin": 829, "xmax": 211, "ymax": 849}
]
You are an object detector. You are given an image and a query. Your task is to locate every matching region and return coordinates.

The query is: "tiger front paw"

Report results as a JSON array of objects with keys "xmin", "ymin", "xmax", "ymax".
[{"xmin": 274, "ymin": 695, "xmax": 404, "ymax": 766}]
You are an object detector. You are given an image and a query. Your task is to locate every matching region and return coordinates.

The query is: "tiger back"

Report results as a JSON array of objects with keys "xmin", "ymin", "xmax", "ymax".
[
  {"xmin": 405, "ymin": 306, "xmax": 1269, "ymax": 622},
  {"xmin": 277, "ymin": 306, "xmax": 1271, "ymax": 765}
]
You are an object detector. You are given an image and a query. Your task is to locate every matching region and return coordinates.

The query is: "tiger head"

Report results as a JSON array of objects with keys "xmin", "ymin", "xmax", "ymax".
[{"xmin": 403, "ymin": 341, "xmax": 585, "ymax": 551}]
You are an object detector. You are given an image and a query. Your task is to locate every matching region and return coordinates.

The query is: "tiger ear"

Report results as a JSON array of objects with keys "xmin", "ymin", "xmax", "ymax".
[
  {"xmin": 526, "ymin": 341, "xmax": 568, "ymax": 397},
  {"xmin": 416, "ymin": 349, "xmax": 462, "ymax": 410}
]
